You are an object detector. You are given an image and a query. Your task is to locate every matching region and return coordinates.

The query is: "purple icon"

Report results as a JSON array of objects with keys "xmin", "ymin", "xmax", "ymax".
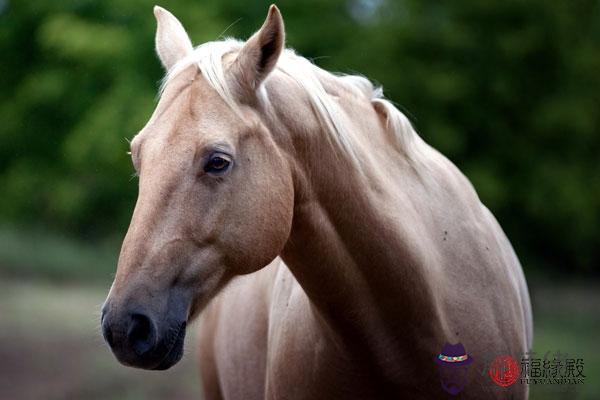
[{"xmin": 435, "ymin": 342, "xmax": 474, "ymax": 395}]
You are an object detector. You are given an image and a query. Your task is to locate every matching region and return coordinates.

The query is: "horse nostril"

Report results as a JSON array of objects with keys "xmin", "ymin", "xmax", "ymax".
[{"xmin": 127, "ymin": 313, "xmax": 156, "ymax": 356}]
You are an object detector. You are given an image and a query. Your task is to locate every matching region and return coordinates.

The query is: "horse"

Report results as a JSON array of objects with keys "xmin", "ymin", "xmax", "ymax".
[{"xmin": 101, "ymin": 5, "xmax": 533, "ymax": 399}]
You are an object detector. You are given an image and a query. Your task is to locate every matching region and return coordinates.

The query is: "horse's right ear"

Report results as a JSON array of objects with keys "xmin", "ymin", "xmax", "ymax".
[{"xmin": 154, "ymin": 6, "xmax": 193, "ymax": 71}]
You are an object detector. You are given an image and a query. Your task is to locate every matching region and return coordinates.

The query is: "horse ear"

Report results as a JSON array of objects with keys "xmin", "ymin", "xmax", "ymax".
[
  {"xmin": 154, "ymin": 6, "xmax": 193, "ymax": 71},
  {"xmin": 232, "ymin": 5, "xmax": 285, "ymax": 91}
]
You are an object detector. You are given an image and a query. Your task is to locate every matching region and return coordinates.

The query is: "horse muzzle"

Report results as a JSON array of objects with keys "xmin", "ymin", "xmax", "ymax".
[{"xmin": 101, "ymin": 300, "xmax": 188, "ymax": 370}]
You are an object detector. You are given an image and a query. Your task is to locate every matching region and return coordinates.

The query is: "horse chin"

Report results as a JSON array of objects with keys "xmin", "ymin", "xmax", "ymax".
[{"xmin": 151, "ymin": 321, "xmax": 187, "ymax": 370}]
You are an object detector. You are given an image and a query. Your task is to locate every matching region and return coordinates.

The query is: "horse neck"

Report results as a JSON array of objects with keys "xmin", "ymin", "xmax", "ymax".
[{"xmin": 267, "ymin": 82, "xmax": 446, "ymax": 373}]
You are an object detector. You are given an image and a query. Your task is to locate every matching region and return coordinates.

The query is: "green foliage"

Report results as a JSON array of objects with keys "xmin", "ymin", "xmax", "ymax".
[{"xmin": 0, "ymin": 0, "xmax": 598, "ymax": 275}]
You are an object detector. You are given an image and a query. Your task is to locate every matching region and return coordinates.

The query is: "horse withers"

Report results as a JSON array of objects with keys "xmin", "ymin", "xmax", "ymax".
[{"xmin": 101, "ymin": 5, "xmax": 532, "ymax": 399}]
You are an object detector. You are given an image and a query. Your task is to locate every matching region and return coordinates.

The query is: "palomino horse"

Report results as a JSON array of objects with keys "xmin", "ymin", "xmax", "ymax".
[{"xmin": 102, "ymin": 5, "xmax": 533, "ymax": 399}]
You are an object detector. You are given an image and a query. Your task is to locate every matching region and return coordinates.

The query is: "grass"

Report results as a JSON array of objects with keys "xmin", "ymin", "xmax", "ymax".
[
  {"xmin": 528, "ymin": 283, "xmax": 600, "ymax": 400},
  {"xmin": 0, "ymin": 279, "xmax": 202, "ymax": 400},
  {"xmin": 0, "ymin": 224, "xmax": 119, "ymax": 282}
]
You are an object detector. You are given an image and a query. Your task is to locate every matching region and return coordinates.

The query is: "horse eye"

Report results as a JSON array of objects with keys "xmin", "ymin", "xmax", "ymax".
[{"xmin": 204, "ymin": 154, "xmax": 231, "ymax": 174}]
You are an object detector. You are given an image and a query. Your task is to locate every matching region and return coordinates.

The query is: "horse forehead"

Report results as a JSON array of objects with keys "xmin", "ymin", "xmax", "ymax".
[{"xmin": 139, "ymin": 69, "xmax": 238, "ymax": 142}]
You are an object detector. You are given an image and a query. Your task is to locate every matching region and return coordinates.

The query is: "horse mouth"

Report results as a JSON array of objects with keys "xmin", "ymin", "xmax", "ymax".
[{"xmin": 152, "ymin": 321, "xmax": 187, "ymax": 370}]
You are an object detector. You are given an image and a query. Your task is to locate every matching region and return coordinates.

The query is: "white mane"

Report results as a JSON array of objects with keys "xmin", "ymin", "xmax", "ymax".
[{"xmin": 161, "ymin": 39, "xmax": 421, "ymax": 161}]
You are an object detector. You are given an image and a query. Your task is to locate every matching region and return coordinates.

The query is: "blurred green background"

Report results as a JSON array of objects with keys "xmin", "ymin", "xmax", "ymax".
[{"xmin": 0, "ymin": 0, "xmax": 598, "ymax": 399}]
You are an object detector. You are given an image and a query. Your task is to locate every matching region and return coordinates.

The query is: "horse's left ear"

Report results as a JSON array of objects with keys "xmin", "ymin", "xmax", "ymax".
[
  {"xmin": 232, "ymin": 5, "xmax": 285, "ymax": 91},
  {"xmin": 154, "ymin": 6, "xmax": 193, "ymax": 71}
]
